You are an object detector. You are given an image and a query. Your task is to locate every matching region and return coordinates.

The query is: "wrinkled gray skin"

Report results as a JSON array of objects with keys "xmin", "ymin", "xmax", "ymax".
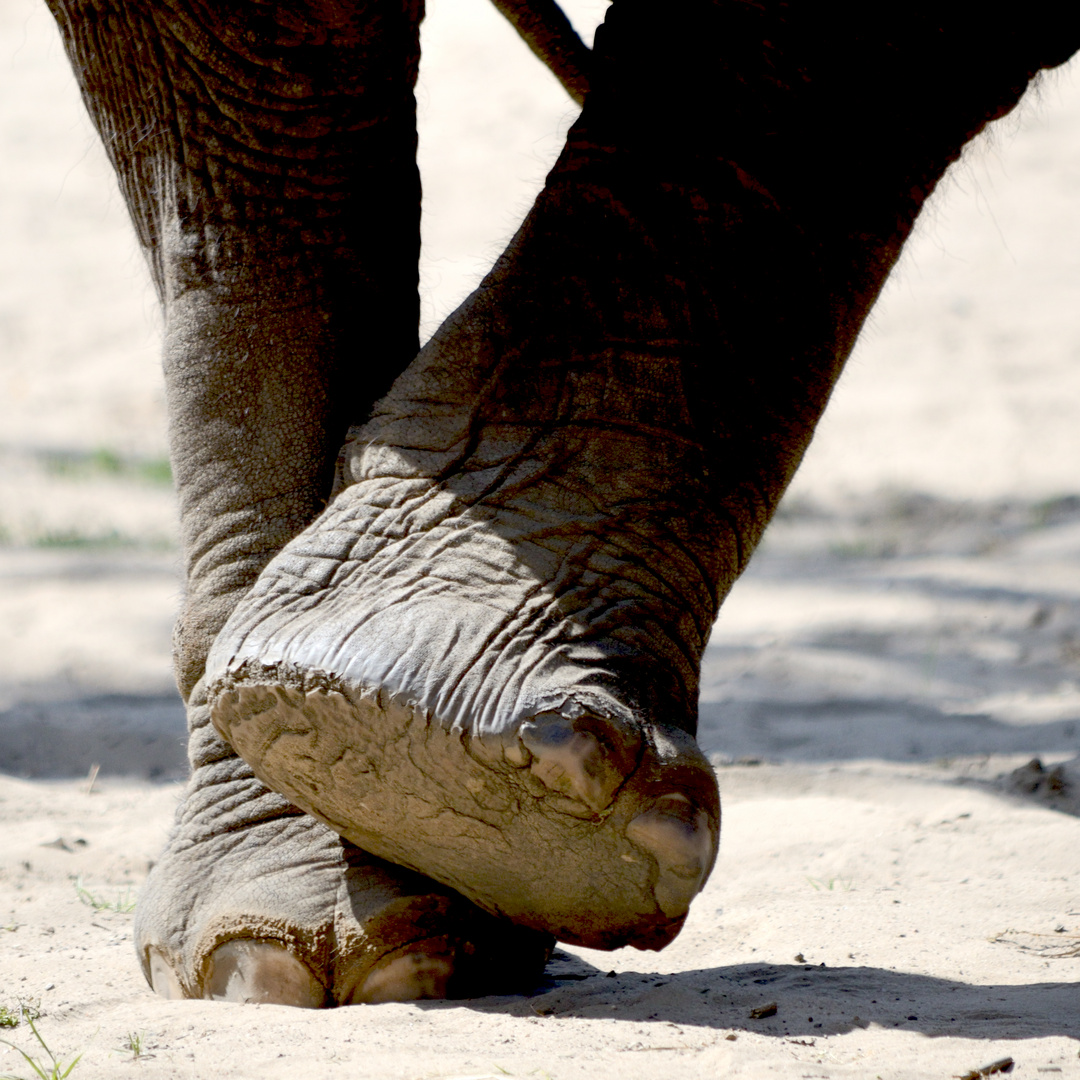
[{"xmin": 46, "ymin": 0, "xmax": 1078, "ymax": 1006}]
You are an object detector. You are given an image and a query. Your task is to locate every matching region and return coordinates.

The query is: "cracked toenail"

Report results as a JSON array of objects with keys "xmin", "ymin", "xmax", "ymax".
[
  {"xmin": 147, "ymin": 948, "xmax": 186, "ymax": 1000},
  {"xmin": 204, "ymin": 940, "xmax": 328, "ymax": 1007},
  {"xmin": 626, "ymin": 794, "xmax": 714, "ymax": 918},
  {"xmin": 518, "ymin": 713, "xmax": 633, "ymax": 812},
  {"xmin": 347, "ymin": 949, "xmax": 454, "ymax": 1004}
]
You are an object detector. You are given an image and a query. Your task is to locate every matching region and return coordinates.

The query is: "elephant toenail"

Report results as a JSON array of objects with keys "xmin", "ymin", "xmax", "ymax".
[
  {"xmin": 346, "ymin": 948, "xmax": 454, "ymax": 1004},
  {"xmin": 204, "ymin": 940, "xmax": 328, "ymax": 1007},
  {"xmin": 518, "ymin": 712, "xmax": 638, "ymax": 813},
  {"xmin": 626, "ymin": 794, "xmax": 715, "ymax": 918},
  {"xmin": 147, "ymin": 947, "xmax": 186, "ymax": 1000}
]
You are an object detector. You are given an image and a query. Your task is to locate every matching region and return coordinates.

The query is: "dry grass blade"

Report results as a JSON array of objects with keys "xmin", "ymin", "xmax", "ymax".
[{"xmin": 989, "ymin": 930, "xmax": 1080, "ymax": 958}]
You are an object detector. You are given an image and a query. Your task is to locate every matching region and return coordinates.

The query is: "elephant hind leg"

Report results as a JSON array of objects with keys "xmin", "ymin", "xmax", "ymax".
[{"xmin": 45, "ymin": 0, "xmax": 426, "ymax": 698}]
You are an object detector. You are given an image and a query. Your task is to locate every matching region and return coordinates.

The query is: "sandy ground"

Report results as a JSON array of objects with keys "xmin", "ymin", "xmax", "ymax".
[{"xmin": 1, "ymin": 0, "xmax": 1079, "ymax": 1077}]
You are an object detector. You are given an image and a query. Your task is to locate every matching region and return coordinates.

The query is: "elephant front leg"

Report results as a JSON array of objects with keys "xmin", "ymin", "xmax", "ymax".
[
  {"xmin": 203, "ymin": 2, "xmax": 1077, "ymax": 950},
  {"xmin": 201, "ymin": 137, "xmax": 767, "ymax": 950},
  {"xmin": 46, "ymin": 0, "xmax": 551, "ymax": 1003}
]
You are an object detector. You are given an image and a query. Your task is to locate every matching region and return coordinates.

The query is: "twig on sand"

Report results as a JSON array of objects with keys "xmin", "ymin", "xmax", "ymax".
[
  {"xmin": 990, "ymin": 929, "xmax": 1080, "ymax": 958},
  {"xmin": 955, "ymin": 1057, "xmax": 1014, "ymax": 1080}
]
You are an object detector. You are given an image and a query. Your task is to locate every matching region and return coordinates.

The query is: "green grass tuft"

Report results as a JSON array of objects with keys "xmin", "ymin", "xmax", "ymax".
[
  {"xmin": 806, "ymin": 875, "xmax": 854, "ymax": 892},
  {"xmin": 0, "ymin": 1000, "xmax": 42, "ymax": 1030},
  {"xmin": 30, "ymin": 529, "xmax": 173, "ymax": 552},
  {"xmin": 40, "ymin": 448, "xmax": 171, "ymax": 487},
  {"xmin": 0, "ymin": 1013, "xmax": 80, "ymax": 1080},
  {"xmin": 74, "ymin": 877, "xmax": 136, "ymax": 914},
  {"xmin": 119, "ymin": 1032, "xmax": 146, "ymax": 1061},
  {"xmin": 33, "ymin": 529, "xmax": 132, "ymax": 551},
  {"xmin": 135, "ymin": 457, "xmax": 172, "ymax": 485},
  {"xmin": 88, "ymin": 448, "xmax": 123, "ymax": 475}
]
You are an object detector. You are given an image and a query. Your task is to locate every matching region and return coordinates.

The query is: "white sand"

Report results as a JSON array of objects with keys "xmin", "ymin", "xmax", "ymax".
[
  {"xmin": 0, "ymin": 2, "xmax": 1078, "ymax": 1077},
  {"xmin": 2, "ymin": 764, "xmax": 1077, "ymax": 1079}
]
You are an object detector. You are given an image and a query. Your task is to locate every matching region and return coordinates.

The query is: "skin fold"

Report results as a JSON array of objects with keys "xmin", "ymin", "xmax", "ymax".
[{"xmin": 44, "ymin": 0, "xmax": 1079, "ymax": 1003}]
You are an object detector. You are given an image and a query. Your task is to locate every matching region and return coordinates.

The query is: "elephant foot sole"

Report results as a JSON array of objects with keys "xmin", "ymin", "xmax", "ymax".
[{"xmin": 210, "ymin": 668, "xmax": 719, "ymax": 951}]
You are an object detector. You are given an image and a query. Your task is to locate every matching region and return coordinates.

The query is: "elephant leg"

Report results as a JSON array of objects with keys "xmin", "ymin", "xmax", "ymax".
[
  {"xmin": 46, "ymin": 0, "xmax": 551, "ymax": 1002},
  {"xmin": 45, "ymin": 0, "xmax": 425, "ymax": 691},
  {"xmin": 205, "ymin": 4, "xmax": 1078, "ymax": 950},
  {"xmin": 135, "ymin": 684, "xmax": 550, "ymax": 1004}
]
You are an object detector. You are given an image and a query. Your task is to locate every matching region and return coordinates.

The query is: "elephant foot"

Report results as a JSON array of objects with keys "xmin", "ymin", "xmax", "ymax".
[
  {"xmin": 205, "ymin": 512, "xmax": 718, "ymax": 953},
  {"xmin": 205, "ymin": 299, "xmax": 722, "ymax": 950},
  {"xmin": 208, "ymin": 671, "xmax": 716, "ymax": 949},
  {"xmin": 135, "ymin": 693, "xmax": 552, "ymax": 1005}
]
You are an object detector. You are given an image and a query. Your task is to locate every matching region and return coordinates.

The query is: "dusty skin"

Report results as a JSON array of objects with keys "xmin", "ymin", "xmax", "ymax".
[{"xmin": 2, "ymin": 0, "xmax": 1080, "ymax": 1076}]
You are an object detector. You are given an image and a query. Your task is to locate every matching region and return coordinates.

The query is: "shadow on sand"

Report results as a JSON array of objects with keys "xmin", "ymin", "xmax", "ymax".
[
  {"xmin": 427, "ymin": 952, "xmax": 1080, "ymax": 1044},
  {"xmin": 0, "ymin": 692, "xmax": 186, "ymax": 780}
]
